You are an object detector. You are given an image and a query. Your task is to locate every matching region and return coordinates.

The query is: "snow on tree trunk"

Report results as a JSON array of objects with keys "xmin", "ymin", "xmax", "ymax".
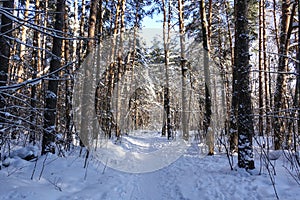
[
  {"xmin": 0, "ymin": 0, "xmax": 13, "ymax": 118},
  {"xmin": 258, "ymin": 0, "xmax": 264, "ymax": 137},
  {"xmin": 42, "ymin": 0, "xmax": 66, "ymax": 155},
  {"xmin": 0, "ymin": 0, "xmax": 13, "ymax": 167},
  {"xmin": 162, "ymin": 0, "xmax": 172, "ymax": 140},
  {"xmin": 297, "ymin": 1, "xmax": 300, "ymax": 149},
  {"xmin": 200, "ymin": 0, "xmax": 213, "ymax": 155},
  {"xmin": 115, "ymin": 0, "xmax": 126, "ymax": 139},
  {"xmin": 234, "ymin": 0, "xmax": 255, "ymax": 169},
  {"xmin": 178, "ymin": 0, "xmax": 189, "ymax": 141}
]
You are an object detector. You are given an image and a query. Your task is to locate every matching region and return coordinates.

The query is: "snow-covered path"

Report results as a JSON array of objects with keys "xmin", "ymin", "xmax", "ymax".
[{"xmin": 0, "ymin": 131, "xmax": 299, "ymax": 200}]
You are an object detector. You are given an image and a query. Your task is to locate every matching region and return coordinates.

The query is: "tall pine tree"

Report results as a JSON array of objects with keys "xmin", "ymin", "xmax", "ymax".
[
  {"xmin": 42, "ymin": 0, "xmax": 66, "ymax": 154},
  {"xmin": 234, "ymin": 0, "xmax": 255, "ymax": 169}
]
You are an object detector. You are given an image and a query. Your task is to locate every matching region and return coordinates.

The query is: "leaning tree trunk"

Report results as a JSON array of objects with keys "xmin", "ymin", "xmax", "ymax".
[
  {"xmin": 234, "ymin": 0, "xmax": 255, "ymax": 169},
  {"xmin": 42, "ymin": 0, "xmax": 65, "ymax": 155}
]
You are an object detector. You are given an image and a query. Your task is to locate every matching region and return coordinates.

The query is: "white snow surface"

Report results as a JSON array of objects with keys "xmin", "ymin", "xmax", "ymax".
[
  {"xmin": 0, "ymin": 131, "xmax": 299, "ymax": 200},
  {"xmin": 95, "ymin": 131, "xmax": 189, "ymax": 173}
]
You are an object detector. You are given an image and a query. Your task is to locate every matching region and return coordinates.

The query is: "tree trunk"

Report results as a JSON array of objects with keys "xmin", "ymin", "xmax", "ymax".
[
  {"xmin": 225, "ymin": 0, "xmax": 234, "ymax": 66},
  {"xmin": 272, "ymin": 0, "xmax": 280, "ymax": 50},
  {"xmin": 234, "ymin": 0, "xmax": 255, "ymax": 169},
  {"xmin": 178, "ymin": 0, "xmax": 189, "ymax": 141},
  {"xmin": 162, "ymin": 0, "xmax": 172, "ymax": 139},
  {"xmin": 258, "ymin": 0, "xmax": 264, "ymax": 137},
  {"xmin": 87, "ymin": 0, "xmax": 98, "ymax": 55},
  {"xmin": 200, "ymin": 0, "xmax": 213, "ymax": 155},
  {"xmin": 0, "ymin": 0, "xmax": 13, "ymax": 87},
  {"xmin": 273, "ymin": 0, "xmax": 291, "ymax": 150},
  {"xmin": 222, "ymin": 1, "xmax": 234, "ymax": 146},
  {"xmin": 79, "ymin": 0, "xmax": 99, "ymax": 151},
  {"xmin": 227, "ymin": 0, "xmax": 238, "ymax": 152},
  {"xmin": 263, "ymin": 0, "xmax": 271, "ymax": 145},
  {"xmin": 296, "ymin": 0, "xmax": 300, "ymax": 150},
  {"xmin": 18, "ymin": 0, "xmax": 30, "ymax": 82},
  {"xmin": 103, "ymin": 0, "xmax": 121, "ymax": 138},
  {"xmin": 64, "ymin": 3, "xmax": 72, "ymax": 150},
  {"xmin": 30, "ymin": 0, "xmax": 41, "ymax": 144},
  {"xmin": 78, "ymin": 0, "xmax": 86, "ymax": 67},
  {"xmin": 0, "ymin": 0, "xmax": 13, "ymax": 164},
  {"xmin": 77, "ymin": 0, "xmax": 86, "ymax": 149},
  {"xmin": 42, "ymin": 0, "xmax": 66, "ymax": 155},
  {"xmin": 115, "ymin": 0, "xmax": 126, "ymax": 139}
]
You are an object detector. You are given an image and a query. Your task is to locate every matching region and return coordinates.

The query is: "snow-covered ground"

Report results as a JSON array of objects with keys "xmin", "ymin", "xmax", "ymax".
[{"xmin": 0, "ymin": 131, "xmax": 299, "ymax": 200}]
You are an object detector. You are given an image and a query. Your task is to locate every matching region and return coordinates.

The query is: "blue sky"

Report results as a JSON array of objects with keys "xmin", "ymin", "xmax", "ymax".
[
  {"xmin": 142, "ymin": 14, "xmax": 163, "ymax": 29},
  {"xmin": 140, "ymin": 14, "xmax": 164, "ymax": 47}
]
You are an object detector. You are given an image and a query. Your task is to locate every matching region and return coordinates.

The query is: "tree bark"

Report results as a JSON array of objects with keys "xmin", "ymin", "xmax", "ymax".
[
  {"xmin": 162, "ymin": 0, "xmax": 172, "ymax": 139},
  {"xmin": 79, "ymin": 0, "xmax": 99, "ymax": 151},
  {"xmin": 30, "ymin": 0, "xmax": 41, "ymax": 144},
  {"xmin": 0, "ymin": 0, "xmax": 13, "ymax": 163},
  {"xmin": 0, "ymin": 0, "xmax": 13, "ymax": 86},
  {"xmin": 18, "ymin": 0, "xmax": 30, "ymax": 82},
  {"xmin": 273, "ymin": 0, "xmax": 291, "ymax": 150},
  {"xmin": 78, "ymin": 0, "xmax": 86, "ymax": 67},
  {"xmin": 227, "ymin": 0, "xmax": 238, "ymax": 152},
  {"xmin": 64, "ymin": 3, "xmax": 72, "ymax": 150},
  {"xmin": 200, "ymin": 0, "xmax": 213, "ymax": 155},
  {"xmin": 296, "ymin": 0, "xmax": 300, "ymax": 149},
  {"xmin": 258, "ymin": 0, "xmax": 264, "ymax": 137},
  {"xmin": 272, "ymin": 0, "xmax": 280, "ymax": 50},
  {"xmin": 115, "ymin": 0, "xmax": 126, "ymax": 139},
  {"xmin": 263, "ymin": 0, "xmax": 271, "ymax": 145},
  {"xmin": 42, "ymin": 0, "xmax": 66, "ymax": 155},
  {"xmin": 234, "ymin": 0, "xmax": 255, "ymax": 169},
  {"xmin": 178, "ymin": 0, "xmax": 189, "ymax": 140}
]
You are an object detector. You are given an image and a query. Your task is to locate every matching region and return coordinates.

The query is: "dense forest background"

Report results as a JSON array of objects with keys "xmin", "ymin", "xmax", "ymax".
[{"xmin": 0, "ymin": 0, "xmax": 299, "ymax": 175}]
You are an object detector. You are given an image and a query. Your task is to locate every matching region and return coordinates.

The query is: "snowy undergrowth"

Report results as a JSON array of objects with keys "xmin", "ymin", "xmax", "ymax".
[{"xmin": 0, "ymin": 132, "xmax": 299, "ymax": 200}]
